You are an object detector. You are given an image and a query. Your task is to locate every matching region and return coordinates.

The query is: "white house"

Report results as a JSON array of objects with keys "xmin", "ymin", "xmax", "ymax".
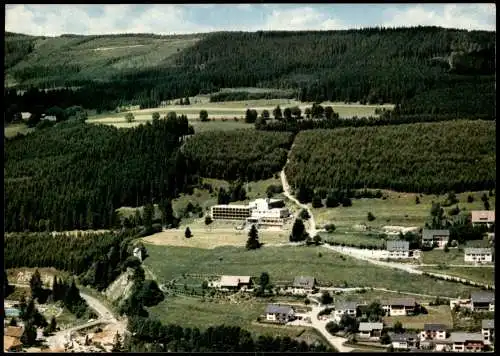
[
  {"xmin": 358, "ymin": 322, "xmax": 383, "ymax": 340},
  {"xmin": 265, "ymin": 304, "xmax": 295, "ymax": 324},
  {"xmin": 421, "ymin": 229, "xmax": 449, "ymax": 249},
  {"xmin": 389, "ymin": 332, "xmax": 419, "ymax": 350},
  {"xmin": 482, "ymin": 319, "xmax": 494, "ymax": 345},
  {"xmin": 471, "ymin": 210, "xmax": 495, "ymax": 227},
  {"xmin": 464, "ymin": 248, "xmax": 493, "ymax": 263},
  {"xmin": 42, "ymin": 115, "xmax": 57, "ymax": 122},
  {"xmin": 382, "ymin": 298, "xmax": 416, "ymax": 316},
  {"xmin": 21, "ymin": 112, "xmax": 32, "ymax": 120},
  {"xmin": 470, "ymin": 291, "xmax": 495, "ymax": 312},
  {"xmin": 450, "ymin": 332, "xmax": 485, "ymax": 352},
  {"xmin": 420, "ymin": 324, "xmax": 448, "ymax": 341},
  {"xmin": 209, "ymin": 275, "xmax": 252, "ymax": 291},
  {"xmin": 333, "ymin": 301, "xmax": 357, "ymax": 321},
  {"xmin": 386, "ymin": 240, "xmax": 410, "ymax": 259}
]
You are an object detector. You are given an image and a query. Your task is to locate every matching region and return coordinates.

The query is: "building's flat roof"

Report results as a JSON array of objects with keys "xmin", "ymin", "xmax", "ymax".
[
  {"xmin": 265, "ymin": 304, "xmax": 294, "ymax": 314},
  {"xmin": 212, "ymin": 205, "xmax": 249, "ymax": 209},
  {"xmin": 423, "ymin": 323, "xmax": 448, "ymax": 331},
  {"xmin": 449, "ymin": 332, "xmax": 484, "ymax": 343},
  {"xmin": 471, "ymin": 210, "xmax": 495, "ymax": 223},
  {"xmin": 219, "ymin": 275, "xmax": 251, "ymax": 287},
  {"xmin": 359, "ymin": 322, "xmax": 383, "ymax": 331},
  {"xmin": 464, "ymin": 248, "xmax": 492, "ymax": 255}
]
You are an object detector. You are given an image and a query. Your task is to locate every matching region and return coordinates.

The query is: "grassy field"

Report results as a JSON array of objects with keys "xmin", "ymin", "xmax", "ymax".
[
  {"xmin": 320, "ymin": 230, "xmax": 386, "ymax": 248},
  {"xmin": 419, "ymin": 267, "xmax": 495, "ymax": 285},
  {"xmin": 313, "ymin": 190, "xmax": 495, "ymax": 231},
  {"xmin": 87, "ymin": 100, "xmax": 394, "ymax": 128},
  {"xmin": 148, "ymin": 295, "xmax": 325, "ymax": 343},
  {"xmin": 4, "ymin": 123, "xmax": 34, "ymax": 138},
  {"xmin": 383, "ymin": 305, "xmax": 453, "ymax": 330},
  {"xmin": 142, "ymin": 244, "xmax": 484, "ymax": 298},
  {"xmin": 422, "ymin": 249, "xmax": 469, "ymax": 265}
]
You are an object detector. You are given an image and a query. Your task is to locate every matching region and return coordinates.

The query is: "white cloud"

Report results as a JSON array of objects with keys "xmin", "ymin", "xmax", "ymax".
[
  {"xmin": 260, "ymin": 7, "xmax": 346, "ymax": 31},
  {"xmin": 383, "ymin": 4, "xmax": 496, "ymax": 31}
]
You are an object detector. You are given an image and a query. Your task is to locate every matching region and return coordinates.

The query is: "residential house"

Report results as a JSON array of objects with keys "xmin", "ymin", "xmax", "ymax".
[
  {"xmin": 389, "ymin": 332, "xmax": 419, "ymax": 350},
  {"xmin": 382, "ymin": 298, "xmax": 416, "ymax": 316},
  {"xmin": 420, "ymin": 324, "xmax": 448, "ymax": 341},
  {"xmin": 421, "ymin": 229, "xmax": 449, "ymax": 249},
  {"xmin": 481, "ymin": 319, "xmax": 494, "ymax": 345},
  {"xmin": 464, "ymin": 248, "xmax": 493, "ymax": 263},
  {"xmin": 20, "ymin": 112, "xmax": 32, "ymax": 121},
  {"xmin": 333, "ymin": 301, "xmax": 358, "ymax": 321},
  {"xmin": 386, "ymin": 240, "xmax": 410, "ymax": 259},
  {"xmin": 265, "ymin": 304, "xmax": 295, "ymax": 324},
  {"xmin": 450, "ymin": 332, "xmax": 485, "ymax": 352},
  {"xmin": 290, "ymin": 276, "xmax": 316, "ymax": 295},
  {"xmin": 471, "ymin": 210, "xmax": 495, "ymax": 227},
  {"xmin": 210, "ymin": 275, "xmax": 252, "ymax": 291},
  {"xmin": 470, "ymin": 291, "xmax": 495, "ymax": 312},
  {"xmin": 358, "ymin": 322, "xmax": 383, "ymax": 340},
  {"xmin": 4, "ymin": 336, "xmax": 23, "ymax": 352}
]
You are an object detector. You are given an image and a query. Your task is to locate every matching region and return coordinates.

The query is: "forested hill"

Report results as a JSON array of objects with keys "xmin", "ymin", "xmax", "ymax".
[{"xmin": 4, "ymin": 27, "xmax": 495, "ymax": 115}]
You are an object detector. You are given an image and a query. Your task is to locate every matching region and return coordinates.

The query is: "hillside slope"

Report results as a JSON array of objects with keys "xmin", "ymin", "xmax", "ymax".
[{"xmin": 4, "ymin": 27, "xmax": 495, "ymax": 116}]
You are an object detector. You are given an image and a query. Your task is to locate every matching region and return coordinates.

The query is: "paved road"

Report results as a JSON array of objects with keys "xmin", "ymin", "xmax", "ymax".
[{"xmin": 280, "ymin": 149, "xmax": 317, "ymax": 237}]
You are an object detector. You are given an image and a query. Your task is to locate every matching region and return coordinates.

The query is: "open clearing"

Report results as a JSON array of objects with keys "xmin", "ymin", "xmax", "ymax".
[
  {"xmin": 87, "ymin": 100, "xmax": 394, "ymax": 128},
  {"xmin": 142, "ymin": 244, "xmax": 483, "ymax": 298},
  {"xmin": 383, "ymin": 305, "xmax": 452, "ymax": 330},
  {"xmin": 313, "ymin": 190, "xmax": 495, "ymax": 230},
  {"xmin": 4, "ymin": 123, "xmax": 34, "ymax": 138},
  {"xmin": 419, "ymin": 267, "xmax": 495, "ymax": 285}
]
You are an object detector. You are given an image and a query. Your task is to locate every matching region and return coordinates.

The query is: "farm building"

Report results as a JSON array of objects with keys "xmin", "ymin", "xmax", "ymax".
[
  {"xmin": 208, "ymin": 275, "xmax": 252, "ymax": 291},
  {"xmin": 386, "ymin": 240, "xmax": 410, "ymax": 258},
  {"xmin": 382, "ymin": 298, "xmax": 416, "ymax": 316},
  {"xmin": 20, "ymin": 112, "xmax": 32, "ymax": 120},
  {"xmin": 358, "ymin": 322, "xmax": 383, "ymax": 339},
  {"xmin": 265, "ymin": 304, "xmax": 295, "ymax": 324},
  {"xmin": 471, "ymin": 210, "xmax": 495, "ymax": 227},
  {"xmin": 481, "ymin": 319, "xmax": 494, "ymax": 345},
  {"xmin": 420, "ymin": 324, "xmax": 448, "ymax": 341},
  {"xmin": 288, "ymin": 276, "xmax": 316, "ymax": 295},
  {"xmin": 463, "ymin": 248, "xmax": 493, "ymax": 263},
  {"xmin": 211, "ymin": 198, "xmax": 290, "ymax": 226},
  {"xmin": 449, "ymin": 332, "xmax": 485, "ymax": 352},
  {"xmin": 470, "ymin": 292, "xmax": 495, "ymax": 312},
  {"xmin": 421, "ymin": 229, "xmax": 449, "ymax": 249}
]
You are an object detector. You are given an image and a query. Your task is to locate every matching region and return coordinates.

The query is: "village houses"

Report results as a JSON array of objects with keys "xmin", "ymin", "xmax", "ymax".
[
  {"xmin": 471, "ymin": 210, "xmax": 495, "ymax": 227},
  {"xmin": 389, "ymin": 332, "xmax": 419, "ymax": 351},
  {"xmin": 481, "ymin": 319, "xmax": 494, "ymax": 345},
  {"xmin": 421, "ymin": 229, "xmax": 449, "ymax": 249},
  {"xmin": 358, "ymin": 322, "xmax": 383, "ymax": 340},
  {"xmin": 420, "ymin": 324, "xmax": 448, "ymax": 341},
  {"xmin": 264, "ymin": 304, "xmax": 295, "ymax": 324},
  {"xmin": 450, "ymin": 332, "xmax": 485, "ymax": 352},
  {"xmin": 382, "ymin": 298, "xmax": 417, "ymax": 316},
  {"xmin": 464, "ymin": 248, "xmax": 493, "ymax": 263}
]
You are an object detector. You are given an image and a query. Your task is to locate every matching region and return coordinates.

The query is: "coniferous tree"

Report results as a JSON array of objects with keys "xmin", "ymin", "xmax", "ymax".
[{"xmin": 246, "ymin": 225, "xmax": 261, "ymax": 250}]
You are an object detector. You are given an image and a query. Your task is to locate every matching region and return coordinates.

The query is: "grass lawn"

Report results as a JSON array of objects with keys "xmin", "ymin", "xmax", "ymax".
[
  {"xmin": 142, "ymin": 244, "xmax": 484, "ymax": 298},
  {"xmin": 4, "ymin": 123, "xmax": 34, "ymax": 138},
  {"xmin": 148, "ymin": 295, "xmax": 324, "ymax": 342},
  {"xmin": 383, "ymin": 305, "xmax": 453, "ymax": 330},
  {"xmin": 421, "ymin": 249, "xmax": 468, "ymax": 265},
  {"xmin": 419, "ymin": 267, "xmax": 495, "ymax": 285},
  {"xmin": 312, "ymin": 190, "xmax": 495, "ymax": 231},
  {"xmin": 452, "ymin": 310, "xmax": 494, "ymax": 332}
]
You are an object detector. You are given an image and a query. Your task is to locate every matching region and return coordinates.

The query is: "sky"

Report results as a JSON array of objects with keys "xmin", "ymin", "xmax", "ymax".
[{"xmin": 5, "ymin": 3, "xmax": 496, "ymax": 37}]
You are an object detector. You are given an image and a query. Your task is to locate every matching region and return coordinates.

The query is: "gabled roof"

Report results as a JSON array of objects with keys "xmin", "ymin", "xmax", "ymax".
[
  {"xmin": 4, "ymin": 336, "xmax": 22, "ymax": 351},
  {"xmin": 450, "ymin": 332, "xmax": 484, "ymax": 343},
  {"xmin": 471, "ymin": 210, "xmax": 495, "ymax": 223},
  {"xmin": 265, "ymin": 304, "xmax": 294, "ymax": 314},
  {"xmin": 335, "ymin": 301, "xmax": 358, "ymax": 311},
  {"xmin": 422, "ymin": 229, "xmax": 450, "ymax": 240},
  {"xmin": 293, "ymin": 276, "xmax": 316, "ymax": 288},
  {"xmin": 464, "ymin": 248, "xmax": 492, "ymax": 255},
  {"xmin": 383, "ymin": 298, "xmax": 416, "ymax": 307},
  {"xmin": 219, "ymin": 275, "xmax": 251, "ymax": 287},
  {"xmin": 471, "ymin": 291, "xmax": 495, "ymax": 304},
  {"xmin": 4, "ymin": 326, "xmax": 24, "ymax": 338},
  {"xmin": 386, "ymin": 240, "xmax": 410, "ymax": 252},
  {"xmin": 482, "ymin": 319, "xmax": 494, "ymax": 329},
  {"xmin": 389, "ymin": 332, "xmax": 418, "ymax": 342},
  {"xmin": 358, "ymin": 322, "xmax": 383, "ymax": 331},
  {"xmin": 423, "ymin": 323, "xmax": 447, "ymax": 331}
]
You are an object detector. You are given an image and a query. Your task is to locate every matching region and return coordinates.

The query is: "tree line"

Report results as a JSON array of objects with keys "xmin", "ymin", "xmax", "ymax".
[
  {"xmin": 285, "ymin": 120, "xmax": 496, "ymax": 194},
  {"xmin": 182, "ymin": 130, "xmax": 294, "ymax": 181},
  {"xmin": 124, "ymin": 316, "xmax": 333, "ymax": 352},
  {"xmin": 5, "ymin": 118, "xmax": 196, "ymax": 232}
]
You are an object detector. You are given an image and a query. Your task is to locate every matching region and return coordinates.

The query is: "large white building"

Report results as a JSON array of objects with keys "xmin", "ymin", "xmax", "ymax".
[
  {"xmin": 464, "ymin": 248, "xmax": 493, "ymax": 263},
  {"xmin": 211, "ymin": 198, "xmax": 290, "ymax": 226}
]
